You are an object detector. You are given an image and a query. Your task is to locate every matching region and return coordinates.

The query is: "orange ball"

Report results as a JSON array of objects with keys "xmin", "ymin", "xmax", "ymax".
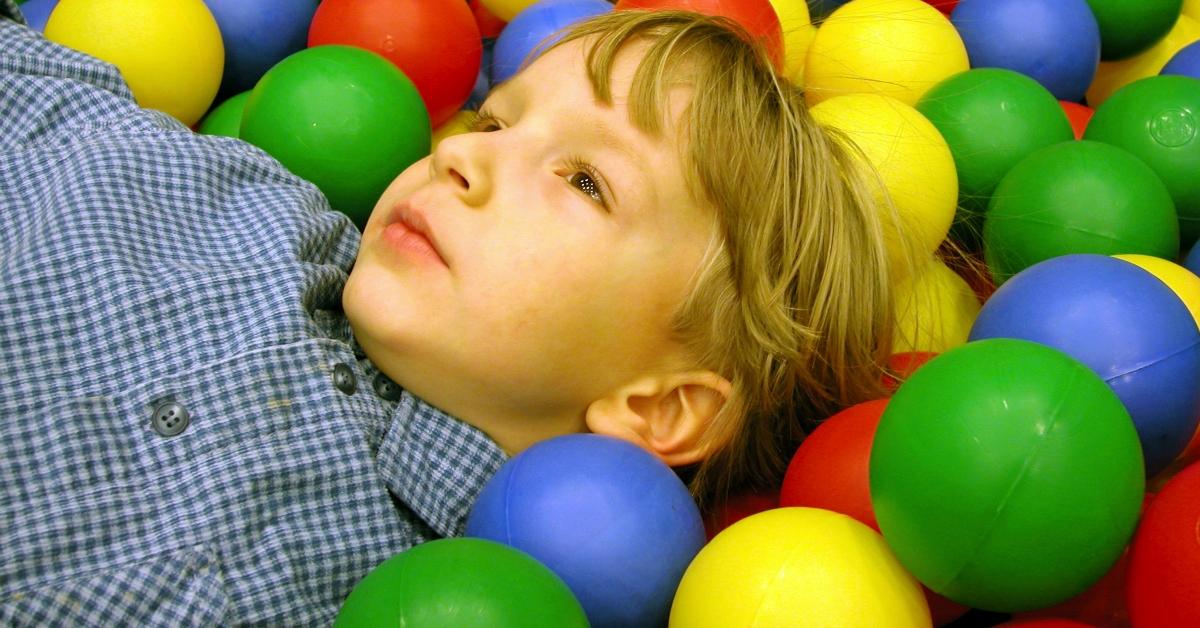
[{"xmin": 1128, "ymin": 461, "xmax": 1200, "ymax": 626}]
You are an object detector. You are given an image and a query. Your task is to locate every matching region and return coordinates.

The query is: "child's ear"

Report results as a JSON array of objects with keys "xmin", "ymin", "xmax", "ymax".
[{"xmin": 584, "ymin": 371, "xmax": 731, "ymax": 467}]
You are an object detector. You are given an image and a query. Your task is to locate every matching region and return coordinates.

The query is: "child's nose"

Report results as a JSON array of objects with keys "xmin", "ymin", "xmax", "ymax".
[{"xmin": 430, "ymin": 133, "xmax": 489, "ymax": 205}]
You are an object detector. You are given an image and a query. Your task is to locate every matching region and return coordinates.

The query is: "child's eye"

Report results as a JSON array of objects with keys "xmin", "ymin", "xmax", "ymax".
[
  {"xmin": 468, "ymin": 109, "xmax": 502, "ymax": 133},
  {"xmin": 565, "ymin": 157, "xmax": 610, "ymax": 209}
]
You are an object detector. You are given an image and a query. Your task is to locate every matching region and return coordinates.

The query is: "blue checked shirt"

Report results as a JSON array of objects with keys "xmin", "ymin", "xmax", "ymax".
[{"xmin": 0, "ymin": 4, "xmax": 507, "ymax": 625}]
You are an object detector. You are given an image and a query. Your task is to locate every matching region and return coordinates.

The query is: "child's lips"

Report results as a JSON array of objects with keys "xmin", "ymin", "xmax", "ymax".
[{"xmin": 384, "ymin": 200, "xmax": 448, "ymax": 267}]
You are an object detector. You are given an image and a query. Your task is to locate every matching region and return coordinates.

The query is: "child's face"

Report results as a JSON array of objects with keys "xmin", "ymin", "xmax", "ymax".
[{"xmin": 343, "ymin": 38, "xmax": 715, "ymax": 453}]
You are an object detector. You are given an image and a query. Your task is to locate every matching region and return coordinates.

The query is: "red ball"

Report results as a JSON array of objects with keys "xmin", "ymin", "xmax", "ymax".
[
  {"xmin": 1059, "ymin": 101, "xmax": 1095, "ymax": 140},
  {"xmin": 999, "ymin": 620, "xmax": 1095, "ymax": 628},
  {"xmin": 470, "ymin": 0, "xmax": 507, "ymax": 40},
  {"xmin": 702, "ymin": 490, "xmax": 777, "ymax": 540},
  {"xmin": 309, "ymin": 0, "xmax": 482, "ymax": 128},
  {"xmin": 614, "ymin": 0, "xmax": 783, "ymax": 70},
  {"xmin": 883, "ymin": 352, "xmax": 937, "ymax": 393},
  {"xmin": 924, "ymin": 0, "xmax": 958, "ymax": 15},
  {"xmin": 1128, "ymin": 461, "xmax": 1200, "ymax": 626}
]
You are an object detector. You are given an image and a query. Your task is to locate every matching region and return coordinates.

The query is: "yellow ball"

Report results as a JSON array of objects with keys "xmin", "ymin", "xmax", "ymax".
[
  {"xmin": 767, "ymin": 0, "xmax": 816, "ymax": 85},
  {"xmin": 805, "ymin": 0, "xmax": 968, "ymax": 107},
  {"xmin": 45, "ymin": 0, "xmax": 224, "ymax": 127},
  {"xmin": 1186, "ymin": 0, "xmax": 1200, "ymax": 20},
  {"xmin": 480, "ymin": 0, "xmax": 539, "ymax": 23},
  {"xmin": 1114, "ymin": 254, "xmax": 1200, "ymax": 330},
  {"xmin": 1087, "ymin": 13, "xmax": 1200, "ymax": 107},
  {"xmin": 669, "ymin": 508, "xmax": 931, "ymax": 628},
  {"xmin": 810, "ymin": 93, "xmax": 958, "ymax": 276},
  {"xmin": 892, "ymin": 257, "xmax": 981, "ymax": 354},
  {"xmin": 431, "ymin": 110, "xmax": 476, "ymax": 153}
]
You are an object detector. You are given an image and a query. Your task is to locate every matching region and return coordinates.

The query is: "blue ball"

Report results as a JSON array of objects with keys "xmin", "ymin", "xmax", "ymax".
[
  {"xmin": 951, "ymin": 0, "xmax": 1101, "ymax": 102},
  {"xmin": 969, "ymin": 254, "xmax": 1200, "ymax": 477},
  {"xmin": 202, "ymin": 0, "xmax": 320, "ymax": 96},
  {"xmin": 1162, "ymin": 40, "xmax": 1200, "ymax": 80},
  {"xmin": 466, "ymin": 434, "xmax": 705, "ymax": 628},
  {"xmin": 1188, "ymin": 241, "xmax": 1200, "ymax": 275},
  {"xmin": 492, "ymin": 0, "xmax": 613, "ymax": 85},
  {"xmin": 808, "ymin": 0, "xmax": 851, "ymax": 19},
  {"xmin": 20, "ymin": 0, "xmax": 57, "ymax": 32}
]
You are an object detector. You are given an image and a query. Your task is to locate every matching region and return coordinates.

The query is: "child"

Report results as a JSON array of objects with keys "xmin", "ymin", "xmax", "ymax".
[{"xmin": 0, "ymin": 2, "xmax": 895, "ymax": 624}]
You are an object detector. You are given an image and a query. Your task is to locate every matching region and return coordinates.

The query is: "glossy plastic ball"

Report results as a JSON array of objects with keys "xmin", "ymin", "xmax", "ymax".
[
  {"xmin": 871, "ymin": 338, "xmax": 1144, "ymax": 612},
  {"xmin": 670, "ymin": 508, "xmax": 931, "ymax": 627},
  {"xmin": 1127, "ymin": 460, "xmax": 1200, "ymax": 627},
  {"xmin": 1087, "ymin": 13, "xmax": 1200, "ymax": 106},
  {"xmin": 240, "ymin": 46, "xmax": 430, "ymax": 227},
  {"xmin": 493, "ymin": 0, "xmax": 613, "ymax": 84},
  {"xmin": 890, "ymin": 257, "xmax": 981, "ymax": 354},
  {"xmin": 1084, "ymin": 75, "xmax": 1200, "ymax": 248},
  {"xmin": 615, "ymin": 0, "xmax": 784, "ymax": 69},
  {"xmin": 203, "ymin": 0, "xmax": 318, "ymax": 97},
  {"xmin": 1115, "ymin": 253, "xmax": 1200, "ymax": 327},
  {"xmin": 983, "ymin": 140, "xmax": 1178, "ymax": 283},
  {"xmin": 950, "ymin": 0, "xmax": 1100, "ymax": 103},
  {"xmin": 197, "ymin": 91, "xmax": 249, "ymax": 138},
  {"xmin": 806, "ymin": 0, "xmax": 968, "ymax": 106},
  {"xmin": 465, "ymin": 434, "xmax": 705, "ymax": 628},
  {"xmin": 1162, "ymin": 40, "xmax": 1200, "ymax": 77},
  {"xmin": 309, "ymin": 0, "xmax": 481, "ymax": 128},
  {"xmin": 335, "ymin": 538, "xmax": 587, "ymax": 627},
  {"xmin": 969, "ymin": 254, "xmax": 1200, "ymax": 477},
  {"xmin": 1084, "ymin": 0, "xmax": 1183, "ymax": 61},
  {"xmin": 45, "ymin": 0, "xmax": 223, "ymax": 126}
]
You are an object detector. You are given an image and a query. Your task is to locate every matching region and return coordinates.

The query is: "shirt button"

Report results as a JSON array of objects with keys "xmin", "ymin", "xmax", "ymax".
[
  {"xmin": 332, "ymin": 363, "xmax": 357, "ymax": 395},
  {"xmin": 372, "ymin": 372, "xmax": 402, "ymax": 402},
  {"xmin": 151, "ymin": 401, "xmax": 190, "ymax": 437}
]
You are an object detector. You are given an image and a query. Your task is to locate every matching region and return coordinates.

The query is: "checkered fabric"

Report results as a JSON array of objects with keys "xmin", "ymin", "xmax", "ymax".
[{"xmin": 0, "ymin": 4, "xmax": 507, "ymax": 624}]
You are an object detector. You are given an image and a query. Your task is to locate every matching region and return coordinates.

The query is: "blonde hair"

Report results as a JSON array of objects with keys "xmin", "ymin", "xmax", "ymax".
[{"xmin": 547, "ymin": 10, "xmax": 901, "ymax": 510}]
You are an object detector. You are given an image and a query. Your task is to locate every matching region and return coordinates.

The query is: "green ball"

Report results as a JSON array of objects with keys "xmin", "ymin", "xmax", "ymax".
[
  {"xmin": 241, "ymin": 45, "xmax": 431, "ymax": 228},
  {"xmin": 197, "ymin": 91, "xmax": 250, "ymax": 138},
  {"xmin": 917, "ymin": 68, "xmax": 1075, "ymax": 250},
  {"xmin": 335, "ymin": 538, "xmax": 588, "ymax": 628},
  {"xmin": 869, "ymin": 338, "xmax": 1144, "ymax": 613},
  {"xmin": 984, "ymin": 140, "xmax": 1178, "ymax": 284},
  {"xmin": 1084, "ymin": 0, "xmax": 1183, "ymax": 60},
  {"xmin": 1084, "ymin": 74, "xmax": 1200, "ymax": 249}
]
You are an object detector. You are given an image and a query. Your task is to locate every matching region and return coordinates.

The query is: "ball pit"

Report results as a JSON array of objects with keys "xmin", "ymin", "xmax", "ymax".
[
  {"xmin": 890, "ymin": 256, "xmax": 981, "ymax": 354},
  {"xmin": 492, "ymin": 0, "xmax": 614, "ymax": 85},
  {"xmin": 1059, "ymin": 100, "xmax": 1095, "ymax": 139},
  {"xmin": 1188, "ymin": 240, "xmax": 1200, "ymax": 274},
  {"xmin": 670, "ymin": 508, "xmax": 931, "ymax": 627},
  {"xmin": 969, "ymin": 254, "xmax": 1200, "ymax": 477},
  {"xmin": 481, "ymin": 0, "xmax": 540, "ymax": 22},
  {"xmin": 335, "ymin": 538, "xmax": 587, "ymax": 627},
  {"xmin": 44, "ymin": 0, "xmax": 223, "ymax": 127},
  {"xmin": 240, "ymin": 45, "xmax": 430, "ymax": 228},
  {"xmin": 466, "ymin": 434, "xmax": 705, "ymax": 628},
  {"xmin": 809, "ymin": 93, "xmax": 958, "ymax": 277},
  {"xmin": 766, "ymin": 0, "xmax": 815, "ymax": 84},
  {"xmin": 197, "ymin": 91, "xmax": 249, "ymax": 138},
  {"xmin": 871, "ymin": 338, "xmax": 1145, "ymax": 612},
  {"xmin": 1127, "ymin": 460, "xmax": 1200, "ymax": 627},
  {"xmin": 1162, "ymin": 39, "xmax": 1200, "ymax": 77},
  {"xmin": 309, "ymin": 0, "xmax": 482, "ymax": 128},
  {"xmin": 983, "ymin": 140, "xmax": 1179, "ymax": 283},
  {"xmin": 1087, "ymin": 12, "xmax": 1200, "ymax": 106},
  {"xmin": 615, "ymin": 0, "xmax": 784, "ymax": 70},
  {"xmin": 950, "ymin": 0, "xmax": 1101, "ymax": 103},
  {"xmin": 18, "ymin": 0, "xmax": 54, "ymax": 32},
  {"xmin": 806, "ymin": 0, "xmax": 969, "ymax": 106},
  {"xmin": 1084, "ymin": 75, "xmax": 1200, "ymax": 248},
  {"xmin": 916, "ymin": 68, "xmax": 1075, "ymax": 245},
  {"xmin": 1115, "ymin": 253, "xmax": 1200, "ymax": 327}
]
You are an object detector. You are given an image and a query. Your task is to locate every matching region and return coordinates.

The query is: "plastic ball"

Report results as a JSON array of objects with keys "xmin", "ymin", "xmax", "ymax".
[
  {"xmin": 197, "ymin": 91, "xmax": 249, "ymax": 138},
  {"xmin": 465, "ymin": 434, "xmax": 705, "ymax": 628},
  {"xmin": 334, "ymin": 538, "xmax": 588, "ymax": 627},
  {"xmin": 240, "ymin": 46, "xmax": 430, "ymax": 227},
  {"xmin": 492, "ymin": 0, "xmax": 613, "ymax": 85},
  {"xmin": 805, "ymin": 0, "xmax": 968, "ymax": 106},
  {"xmin": 1087, "ymin": 12, "xmax": 1200, "ymax": 106},
  {"xmin": 18, "ymin": 0, "xmax": 56, "ymax": 32},
  {"xmin": 766, "ymin": 0, "xmax": 815, "ymax": 84},
  {"xmin": 882, "ymin": 351, "xmax": 937, "ymax": 392},
  {"xmin": 471, "ymin": 0, "xmax": 509, "ymax": 39},
  {"xmin": 202, "ymin": 0, "xmax": 318, "ymax": 97},
  {"xmin": 1189, "ymin": 239, "xmax": 1200, "ymax": 274},
  {"xmin": 1190, "ymin": 0, "xmax": 1200, "ymax": 18},
  {"xmin": 669, "ymin": 508, "xmax": 931, "ymax": 627},
  {"xmin": 1084, "ymin": 75, "xmax": 1200, "ymax": 248},
  {"xmin": 915, "ymin": 68, "xmax": 1074, "ymax": 242},
  {"xmin": 950, "ymin": 0, "xmax": 1100, "ymax": 103},
  {"xmin": 983, "ymin": 140, "xmax": 1179, "ymax": 284},
  {"xmin": 1059, "ymin": 101, "xmax": 1095, "ymax": 139},
  {"xmin": 614, "ymin": 0, "xmax": 784, "ymax": 70},
  {"xmin": 1115, "ymin": 253, "xmax": 1200, "ymax": 328},
  {"xmin": 927, "ymin": 0, "xmax": 957, "ymax": 13},
  {"xmin": 870, "ymin": 338, "xmax": 1145, "ymax": 612},
  {"xmin": 1000, "ymin": 621, "xmax": 1094, "ymax": 628},
  {"xmin": 1085, "ymin": 0, "xmax": 1184, "ymax": 61},
  {"xmin": 807, "ymin": 0, "xmax": 849, "ymax": 19},
  {"xmin": 309, "ymin": 0, "xmax": 481, "ymax": 128},
  {"xmin": 703, "ymin": 491, "xmax": 777, "ymax": 540},
  {"xmin": 1163, "ymin": 40, "xmax": 1200, "ymax": 78},
  {"xmin": 1127, "ymin": 460, "xmax": 1200, "ymax": 627},
  {"xmin": 431, "ymin": 110, "xmax": 476, "ymax": 153},
  {"xmin": 809, "ymin": 93, "xmax": 957, "ymax": 277},
  {"xmin": 45, "ymin": 0, "xmax": 223, "ymax": 127},
  {"xmin": 779, "ymin": 399, "xmax": 888, "ymax": 530},
  {"xmin": 482, "ymin": 0, "xmax": 539, "ymax": 22},
  {"xmin": 891, "ymin": 256, "xmax": 981, "ymax": 354},
  {"xmin": 969, "ymin": 254, "xmax": 1200, "ymax": 477}
]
